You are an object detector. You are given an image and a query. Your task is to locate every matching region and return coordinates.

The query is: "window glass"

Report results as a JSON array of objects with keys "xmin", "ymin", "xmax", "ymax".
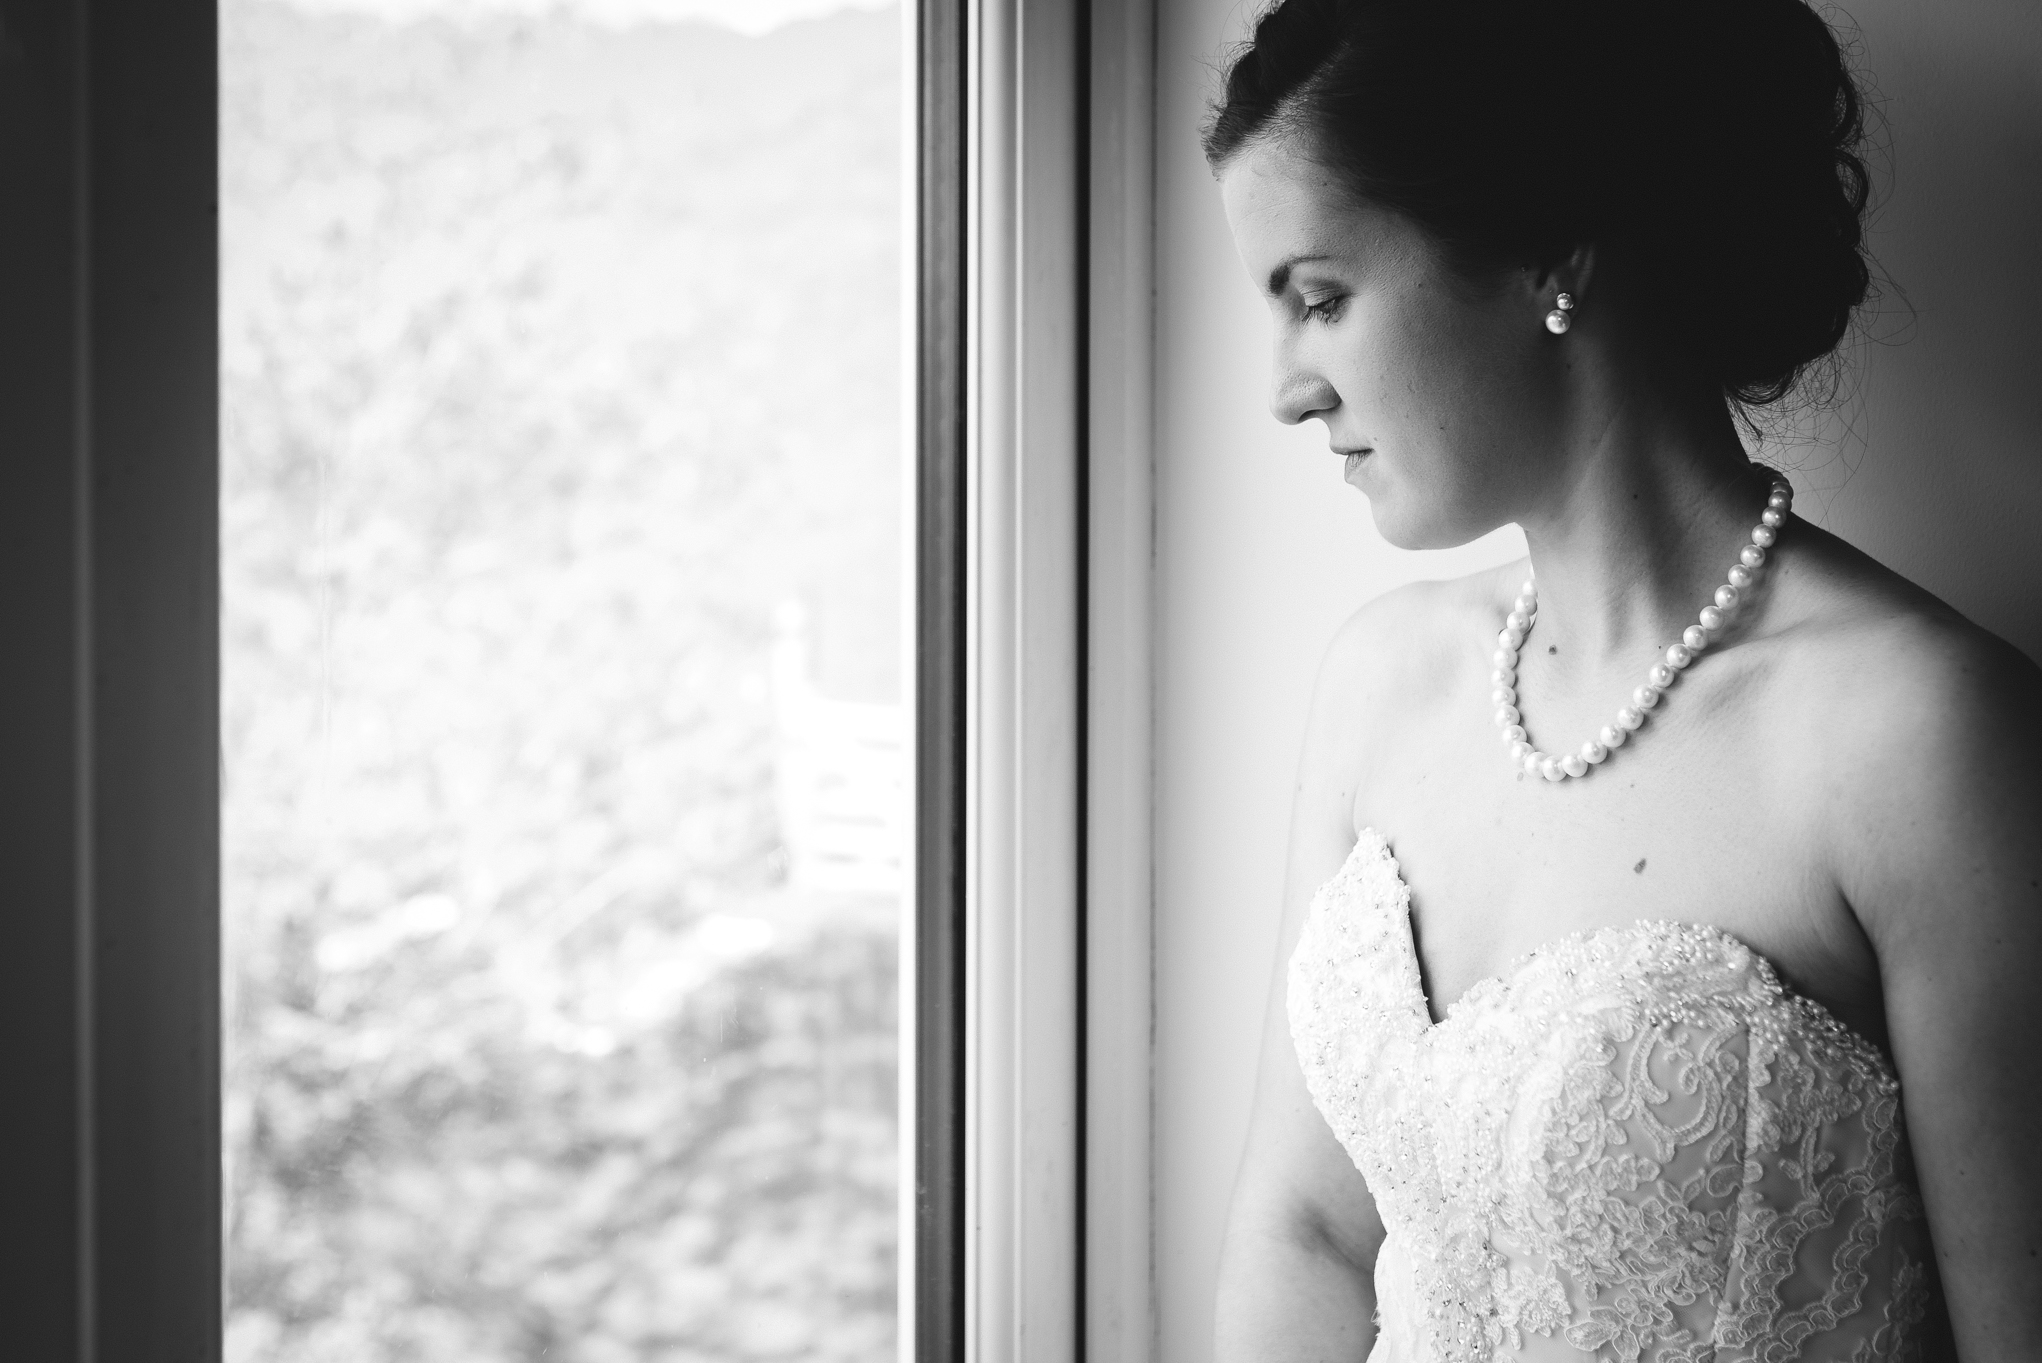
[{"xmin": 220, "ymin": 1, "xmax": 906, "ymax": 1357}]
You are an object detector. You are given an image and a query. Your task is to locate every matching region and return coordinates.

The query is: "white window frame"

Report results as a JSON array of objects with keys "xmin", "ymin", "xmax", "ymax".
[
  {"xmin": 1080, "ymin": 0, "xmax": 1157, "ymax": 1355},
  {"xmin": 942, "ymin": 0, "xmax": 1156, "ymax": 1358}
]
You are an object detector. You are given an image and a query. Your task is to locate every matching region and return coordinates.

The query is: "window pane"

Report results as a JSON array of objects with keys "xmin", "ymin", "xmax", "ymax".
[{"xmin": 220, "ymin": 3, "xmax": 906, "ymax": 1359}]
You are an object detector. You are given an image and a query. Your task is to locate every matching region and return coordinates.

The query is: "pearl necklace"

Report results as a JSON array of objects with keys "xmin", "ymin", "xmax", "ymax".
[{"xmin": 1493, "ymin": 474, "xmax": 1793, "ymax": 783}]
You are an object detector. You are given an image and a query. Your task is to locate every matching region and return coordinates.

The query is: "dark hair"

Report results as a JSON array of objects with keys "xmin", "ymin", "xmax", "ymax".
[{"xmin": 1204, "ymin": 0, "xmax": 1875, "ymax": 406}]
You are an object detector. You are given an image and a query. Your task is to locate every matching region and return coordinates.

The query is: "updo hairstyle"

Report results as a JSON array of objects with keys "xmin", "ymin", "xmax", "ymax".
[{"xmin": 1204, "ymin": 0, "xmax": 1876, "ymax": 406}]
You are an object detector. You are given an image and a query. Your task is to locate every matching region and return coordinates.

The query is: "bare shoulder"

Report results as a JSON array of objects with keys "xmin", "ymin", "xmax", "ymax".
[
  {"xmin": 1769, "ymin": 521, "xmax": 2042, "ymax": 777},
  {"xmin": 1313, "ymin": 562, "xmax": 1519, "ymax": 718},
  {"xmin": 1763, "ymin": 522, "xmax": 2042, "ymax": 941},
  {"xmin": 1293, "ymin": 563, "xmax": 1519, "ymax": 825}
]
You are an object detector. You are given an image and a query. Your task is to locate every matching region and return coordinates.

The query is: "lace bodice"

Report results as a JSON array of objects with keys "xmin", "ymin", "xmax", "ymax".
[{"xmin": 1289, "ymin": 828, "xmax": 1938, "ymax": 1362}]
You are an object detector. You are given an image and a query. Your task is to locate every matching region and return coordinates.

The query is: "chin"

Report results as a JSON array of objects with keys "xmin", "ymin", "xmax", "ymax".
[
  {"xmin": 1363, "ymin": 496, "xmax": 1443, "ymax": 551},
  {"xmin": 1364, "ymin": 491, "xmax": 1493, "ymax": 553}
]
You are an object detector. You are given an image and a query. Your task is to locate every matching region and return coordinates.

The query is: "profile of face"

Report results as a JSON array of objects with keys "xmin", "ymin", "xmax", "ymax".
[{"xmin": 1219, "ymin": 138, "xmax": 1576, "ymax": 551}]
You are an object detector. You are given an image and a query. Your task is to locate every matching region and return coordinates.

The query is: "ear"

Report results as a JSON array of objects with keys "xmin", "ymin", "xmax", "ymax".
[{"xmin": 1530, "ymin": 242, "xmax": 1598, "ymax": 308}]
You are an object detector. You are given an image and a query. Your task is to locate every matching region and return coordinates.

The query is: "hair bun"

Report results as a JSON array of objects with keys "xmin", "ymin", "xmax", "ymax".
[{"xmin": 1204, "ymin": 0, "xmax": 1877, "ymax": 406}]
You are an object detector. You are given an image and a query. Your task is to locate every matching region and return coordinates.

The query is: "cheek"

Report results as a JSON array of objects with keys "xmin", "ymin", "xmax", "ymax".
[
  {"xmin": 1397, "ymin": 285, "xmax": 1524, "ymax": 399},
  {"xmin": 1339, "ymin": 286, "xmax": 1556, "ymax": 543},
  {"xmin": 1312, "ymin": 291, "xmax": 1502, "ymax": 445},
  {"xmin": 1378, "ymin": 288, "xmax": 1546, "ymax": 455}
]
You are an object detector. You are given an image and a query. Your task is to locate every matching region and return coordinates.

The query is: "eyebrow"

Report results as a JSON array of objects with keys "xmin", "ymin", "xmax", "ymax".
[{"xmin": 1266, "ymin": 253, "xmax": 1336, "ymax": 297}]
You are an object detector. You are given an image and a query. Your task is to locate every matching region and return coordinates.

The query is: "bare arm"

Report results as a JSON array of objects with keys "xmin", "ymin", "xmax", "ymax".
[
  {"xmin": 1830, "ymin": 625, "xmax": 2042, "ymax": 1361},
  {"xmin": 1215, "ymin": 611, "xmax": 1389, "ymax": 1362},
  {"xmin": 1214, "ymin": 947, "xmax": 1385, "ymax": 1363}
]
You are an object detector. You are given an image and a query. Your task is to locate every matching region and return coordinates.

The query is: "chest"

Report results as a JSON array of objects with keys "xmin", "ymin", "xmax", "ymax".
[{"xmin": 1348, "ymin": 662, "xmax": 1886, "ymax": 1043}]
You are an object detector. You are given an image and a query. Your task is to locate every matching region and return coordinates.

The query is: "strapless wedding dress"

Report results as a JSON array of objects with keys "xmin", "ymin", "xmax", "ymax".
[{"xmin": 1289, "ymin": 828, "xmax": 1940, "ymax": 1362}]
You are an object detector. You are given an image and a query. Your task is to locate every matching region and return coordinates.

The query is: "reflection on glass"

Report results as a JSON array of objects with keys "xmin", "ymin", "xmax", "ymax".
[{"xmin": 220, "ymin": 1, "xmax": 904, "ymax": 1357}]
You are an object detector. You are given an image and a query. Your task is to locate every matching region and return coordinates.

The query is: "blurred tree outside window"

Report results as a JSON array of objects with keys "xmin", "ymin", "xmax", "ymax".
[{"xmin": 220, "ymin": 0, "xmax": 906, "ymax": 1358}]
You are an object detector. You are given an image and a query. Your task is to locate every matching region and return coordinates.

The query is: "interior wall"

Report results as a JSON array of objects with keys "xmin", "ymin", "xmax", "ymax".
[{"xmin": 1147, "ymin": 2, "xmax": 2042, "ymax": 1359}]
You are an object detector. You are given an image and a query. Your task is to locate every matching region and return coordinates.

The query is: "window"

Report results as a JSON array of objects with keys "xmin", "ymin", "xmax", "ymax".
[
  {"xmin": 0, "ymin": 0, "xmax": 1158, "ymax": 1356},
  {"xmin": 219, "ymin": 1, "xmax": 909, "ymax": 1358}
]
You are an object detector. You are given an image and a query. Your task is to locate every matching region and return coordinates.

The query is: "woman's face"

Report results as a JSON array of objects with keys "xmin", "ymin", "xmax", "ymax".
[{"xmin": 1219, "ymin": 138, "xmax": 1567, "ymax": 550}]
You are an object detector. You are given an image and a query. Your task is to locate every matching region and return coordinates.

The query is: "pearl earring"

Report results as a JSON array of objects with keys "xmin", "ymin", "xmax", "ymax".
[{"xmin": 1544, "ymin": 291, "xmax": 1575, "ymax": 335}]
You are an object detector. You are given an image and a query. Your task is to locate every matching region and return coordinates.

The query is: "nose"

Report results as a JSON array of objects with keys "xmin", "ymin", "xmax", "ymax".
[{"xmin": 1269, "ymin": 362, "xmax": 1337, "ymax": 427}]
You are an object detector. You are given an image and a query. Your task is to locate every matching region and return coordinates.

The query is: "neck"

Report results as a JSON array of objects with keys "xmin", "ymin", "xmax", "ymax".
[{"xmin": 1518, "ymin": 386, "xmax": 1766, "ymax": 672}]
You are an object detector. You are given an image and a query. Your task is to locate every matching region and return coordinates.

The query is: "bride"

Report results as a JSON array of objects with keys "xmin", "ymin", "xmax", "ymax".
[{"xmin": 1205, "ymin": 0, "xmax": 2042, "ymax": 1359}]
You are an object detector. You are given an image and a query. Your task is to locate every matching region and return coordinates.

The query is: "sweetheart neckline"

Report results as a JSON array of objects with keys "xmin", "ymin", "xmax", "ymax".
[{"xmin": 1345, "ymin": 824, "xmax": 1897, "ymax": 1073}]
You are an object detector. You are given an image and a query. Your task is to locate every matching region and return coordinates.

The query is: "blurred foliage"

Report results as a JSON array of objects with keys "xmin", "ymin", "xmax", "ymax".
[{"xmin": 220, "ymin": 3, "xmax": 903, "ymax": 1359}]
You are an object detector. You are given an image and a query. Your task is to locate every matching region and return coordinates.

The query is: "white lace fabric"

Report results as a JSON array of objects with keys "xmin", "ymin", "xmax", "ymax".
[{"xmin": 1288, "ymin": 828, "xmax": 1937, "ymax": 1362}]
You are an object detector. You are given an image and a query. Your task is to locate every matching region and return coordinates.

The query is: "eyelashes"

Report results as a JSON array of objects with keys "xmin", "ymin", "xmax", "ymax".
[{"xmin": 1301, "ymin": 294, "xmax": 1348, "ymax": 325}]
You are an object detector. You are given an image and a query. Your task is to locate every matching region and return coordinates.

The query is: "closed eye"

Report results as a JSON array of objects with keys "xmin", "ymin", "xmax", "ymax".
[{"xmin": 1302, "ymin": 293, "xmax": 1347, "ymax": 324}]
